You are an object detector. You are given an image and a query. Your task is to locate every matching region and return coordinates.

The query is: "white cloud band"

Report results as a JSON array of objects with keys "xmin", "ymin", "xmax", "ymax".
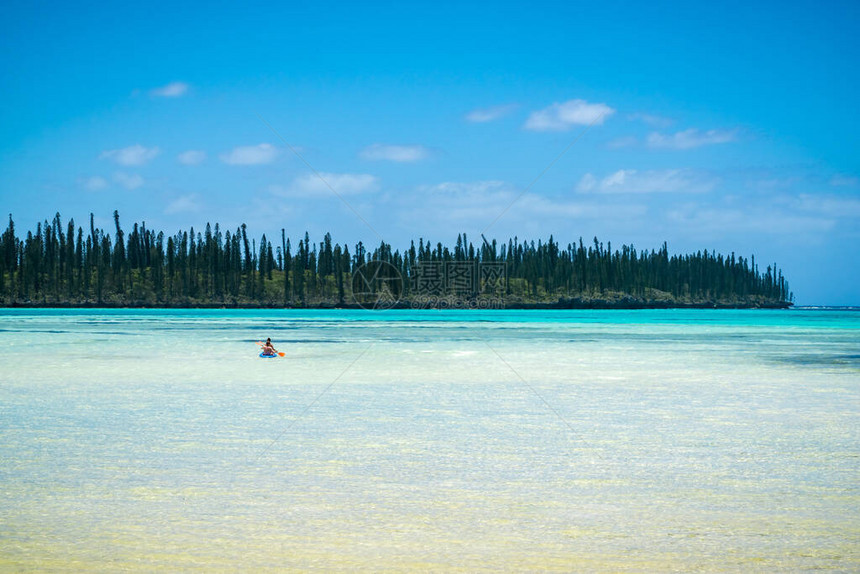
[
  {"xmin": 272, "ymin": 172, "xmax": 380, "ymax": 198},
  {"xmin": 151, "ymin": 82, "xmax": 189, "ymax": 97},
  {"xmin": 220, "ymin": 143, "xmax": 278, "ymax": 165},
  {"xmin": 99, "ymin": 144, "xmax": 160, "ymax": 166},
  {"xmin": 178, "ymin": 150, "xmax": 207, "ymax": 165},
  {"xmin": 577, "ymin": 169, "xmax": 717, "ymax": 195},
  {"xmin": 647, "ymin": 128, "xmax": 737, "ymax": 149},
  {"xmin": 524, "ymin": 99, "xmax": 614, "ymax": 131},
  {"xmin": 360, "ymin": 144, "xmax": 429, "ymax": 162}
]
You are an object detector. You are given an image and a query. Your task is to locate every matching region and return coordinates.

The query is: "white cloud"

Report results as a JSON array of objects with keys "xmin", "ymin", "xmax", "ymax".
[
  {"xmin": 273, "ymin": 172, "xmax": 380, "ymax": 198},
  {"xmin": 360, "ymin": 144, "xmax": 429, "ymax": 162},
  {"xmin": 647, "ymin": 128, "xmax": 737, "ymax": 150},
  {"xmin": 220, "ymin": 143, "xmax": 278, "ymax": 165},
  {"xmin": 793, "ymin": 194, "xmax": 860, "ymax": 218},
  {"xmin": 667, "ymin": 206, "xmax": 834, "ymax": 235},
  {"xmin": 522, "ymin": 194, "xmax": 648, "ymax": 220},
  {"xmin": 748, "ymin": 176, "xmax": 801, "ymax": 191},
  {"xmin": 607, "ymin": 136, "xmax": 638, "ymax": 149},
  {"xmin": 178, "ymin": 150, "xmax": 207, "ymax": 165},
  {"xmin": 417, "ymin": 180, "xmax": 508, "ymax": 195},
  {"xmin": 830, "ymin": 174, "xmax": 859, "ymax": 187},
  {"xmin": 81, "ymin": 176, "xmax": 108, "ymax": 191},
  {"xmin": 151, "ymin": 81, "xmax": 189, "ymax": 97},
  {"xmin": 576, "ymin": 173, "xmax": 598, "ymax": 192},
  {"xmin": 99, "ymin": 144, "xmax": 160, "ymax": 166},
  {"xmin": 628, "ymin": 112, "xmax": 674, "ymax": 128},
  {"xmin": 524, "ymin": 99, "xmax": 614, "ymax": 131},
  {"xmin": 397, "ymin": 180, "xmax": 646, "ymax": 234},
  {"xmin": 165, "ymin": 194, "xmax": 202, "ymax": 214},
  {"xmin": 404, "ymin": 181, "xmax": 517, "ymax": 223},
  {"xmin": 113, "ymin": 172, "xmax": 144, "ymax": 190},
  {"xmin": 465, "ymin": 103, "xmax": 518, "ymax": 123},
  {"xmin": 577, "ymin": 169, "xmax": 717, "ymax": 194}
]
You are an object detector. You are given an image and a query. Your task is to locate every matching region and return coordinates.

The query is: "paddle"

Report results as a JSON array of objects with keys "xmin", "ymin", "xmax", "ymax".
[{"xmin": 256, "ymin": 341, "xmax": 285, "ymax": 357}]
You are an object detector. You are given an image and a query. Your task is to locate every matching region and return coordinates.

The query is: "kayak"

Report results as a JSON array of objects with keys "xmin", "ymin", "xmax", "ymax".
[{"xmin": 259, "ymin": 352, "xmax": 278, "ymax": 358}]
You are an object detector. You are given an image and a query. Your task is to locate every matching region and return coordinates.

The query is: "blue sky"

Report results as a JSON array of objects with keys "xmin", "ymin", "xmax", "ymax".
[{"xmin": 1, "ymin": 0, "xmax": 858, "ymax": 304}]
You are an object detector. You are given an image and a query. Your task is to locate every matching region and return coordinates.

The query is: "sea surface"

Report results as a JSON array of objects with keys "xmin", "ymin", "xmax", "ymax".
[{"xmin": 0, "ymin": 308, "xmax": 857, "ymax": 571}]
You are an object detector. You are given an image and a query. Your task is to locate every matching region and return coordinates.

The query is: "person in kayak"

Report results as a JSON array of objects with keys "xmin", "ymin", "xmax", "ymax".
[{"xmin": 261, "ymin": 337, "xmax": 278, "ymax": 356}]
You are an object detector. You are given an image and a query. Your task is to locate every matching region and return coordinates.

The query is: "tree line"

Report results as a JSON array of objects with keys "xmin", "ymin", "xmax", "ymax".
[{"xmin": 0, "ymin": 212, "xmax": 792, "ymax": 307}]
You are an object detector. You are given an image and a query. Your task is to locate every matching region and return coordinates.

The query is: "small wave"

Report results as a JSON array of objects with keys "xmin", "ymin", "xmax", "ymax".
[{"xmin": 775, "ymin": 353, "xmax": 860, "ymax": 368}]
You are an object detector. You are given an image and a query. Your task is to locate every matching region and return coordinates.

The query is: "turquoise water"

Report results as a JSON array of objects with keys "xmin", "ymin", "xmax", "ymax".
[{"xmin": 1, "ymin": 309, "xmax": 858, "ymax": 570}]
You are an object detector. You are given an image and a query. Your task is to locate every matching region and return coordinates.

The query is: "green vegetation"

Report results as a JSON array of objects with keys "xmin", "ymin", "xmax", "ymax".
[{"xmin": 0, "ymin": 212, "xmax": 792, "ymax": 308}]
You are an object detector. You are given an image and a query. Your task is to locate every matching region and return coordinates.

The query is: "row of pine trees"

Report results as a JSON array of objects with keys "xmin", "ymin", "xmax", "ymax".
[{"xmin": 0, "ymin": 212, "xmax": 791, "ymax": 307}]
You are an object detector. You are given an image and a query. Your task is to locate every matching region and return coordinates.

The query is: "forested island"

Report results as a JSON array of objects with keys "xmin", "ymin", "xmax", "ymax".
[{"xmin": 0, "ymin": 212, "xmax": 792, "ymax": 309}]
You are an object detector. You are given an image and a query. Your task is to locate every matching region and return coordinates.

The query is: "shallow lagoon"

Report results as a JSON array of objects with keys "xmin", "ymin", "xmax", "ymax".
[{"xmin": 1, "ymin": 309, "xmax": 858, "ymax": 570}]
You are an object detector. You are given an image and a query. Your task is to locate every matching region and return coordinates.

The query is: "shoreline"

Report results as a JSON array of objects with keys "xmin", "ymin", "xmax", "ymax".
[{"xmin": 1, "ymin": 298, "xmax": 794, "ymax": 310}]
